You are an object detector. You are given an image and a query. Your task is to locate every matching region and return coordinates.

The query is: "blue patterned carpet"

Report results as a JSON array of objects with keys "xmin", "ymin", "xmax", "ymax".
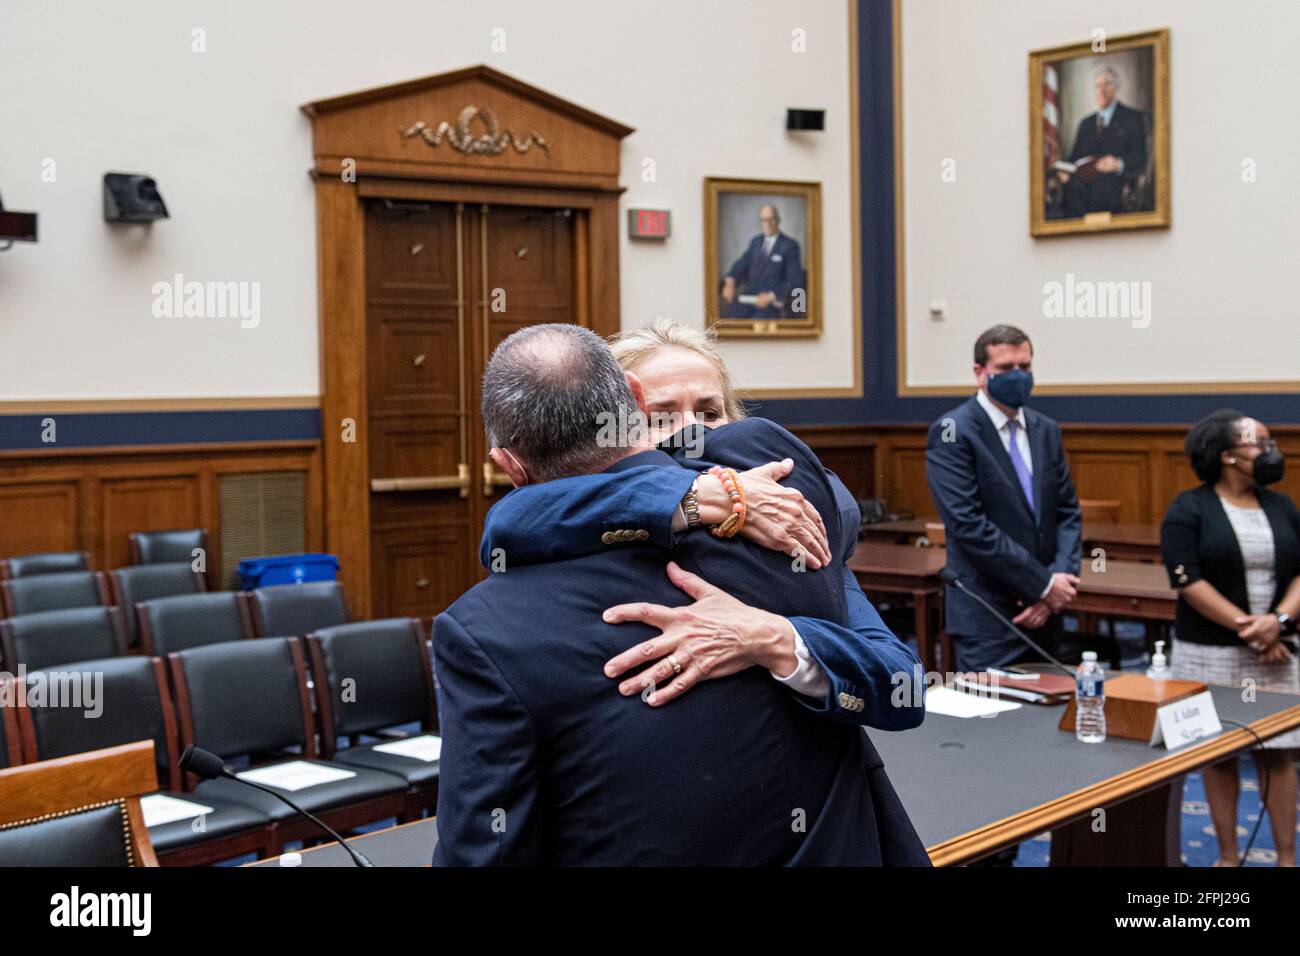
[{"xmin": 1014, "ymin": 756, "xmax": 1296, "ymax": 866}]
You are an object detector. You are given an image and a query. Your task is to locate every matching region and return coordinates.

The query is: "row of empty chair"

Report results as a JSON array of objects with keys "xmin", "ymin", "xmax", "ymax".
[
  {"xmin": 0, "ymin": 619, "xmax": 439, "ymax": 866},
  {"xmin": 0, "ymin": 580, "xmax": 348, "ymax": 671},
  {"xmin": 0, "ymin": 529, "xmax": 208, "ymax": 579}
]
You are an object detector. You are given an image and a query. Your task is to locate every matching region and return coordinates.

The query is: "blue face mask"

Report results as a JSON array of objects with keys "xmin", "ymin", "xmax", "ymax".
[{"xmin": 986, "ymin": 368, "xmax": 1034, "ymax": 408}]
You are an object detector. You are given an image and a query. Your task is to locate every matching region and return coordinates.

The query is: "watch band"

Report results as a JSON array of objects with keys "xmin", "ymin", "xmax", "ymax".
[
  {"xmin": 681, "ymin": 479, "xmax": 702, "ymax": 529},
  {"xmin": 1277, "ymin": 611, "xmax": 1297, "ymax": 636}
]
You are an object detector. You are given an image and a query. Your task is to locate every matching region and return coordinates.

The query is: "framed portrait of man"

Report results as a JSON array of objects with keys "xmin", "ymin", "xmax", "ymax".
[
  {"xmin": 704, "ymin": 177, "xmax": 822, "ymax": 338},
  {"xmin": 1030, "ymin": 28, "xmax": 1170, "ymax": 237}
]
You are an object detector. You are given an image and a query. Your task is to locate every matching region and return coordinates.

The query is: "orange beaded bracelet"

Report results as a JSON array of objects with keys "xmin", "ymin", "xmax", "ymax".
[{"xmin": 708, "ymin": 466, "xmax": 747, "ymax": 538}]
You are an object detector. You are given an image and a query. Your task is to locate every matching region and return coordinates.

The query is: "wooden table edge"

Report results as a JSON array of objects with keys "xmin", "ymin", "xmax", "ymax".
[
  {"xmin": 244, "ymin": 816, "xmax": 437, "ymax": 867},
  {"xmin": 924, "ymin": 701, "xmax": 1300, "ymax": 867}
]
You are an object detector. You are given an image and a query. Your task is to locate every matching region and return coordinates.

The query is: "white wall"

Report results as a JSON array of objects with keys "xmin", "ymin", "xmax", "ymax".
[
  {"xmin": 0, "ymin": 0, "xmax": 854, "ymax": 401},
  {"xmin": 901, "ymin": 0, "xmax": 1300, "ymax": 390}
]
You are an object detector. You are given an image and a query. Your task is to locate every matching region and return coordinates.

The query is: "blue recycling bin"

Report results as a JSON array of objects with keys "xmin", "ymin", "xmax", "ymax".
[{"xmin": 237, "ymin": 553, "xmax": 339, "ymax": 590}]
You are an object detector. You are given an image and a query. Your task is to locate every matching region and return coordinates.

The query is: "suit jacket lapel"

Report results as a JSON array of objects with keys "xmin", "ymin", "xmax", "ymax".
[{"xmin": 970, "ymin": 399, "xmax": 1035, "ymax": 522}]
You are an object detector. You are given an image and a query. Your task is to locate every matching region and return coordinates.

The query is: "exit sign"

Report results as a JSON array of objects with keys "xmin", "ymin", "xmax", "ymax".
[{"xmin": 627, "ymin": 208, "xmax": 671, "ymax": 239}]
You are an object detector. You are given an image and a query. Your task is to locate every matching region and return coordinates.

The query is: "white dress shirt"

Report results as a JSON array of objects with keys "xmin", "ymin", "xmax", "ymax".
[{"xmin": 975, "ymin": 389, "xmax": 1055, "ymax": 601}]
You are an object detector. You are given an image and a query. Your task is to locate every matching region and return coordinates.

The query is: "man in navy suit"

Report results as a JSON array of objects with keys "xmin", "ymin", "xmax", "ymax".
[
  {"xmin": 432, "ymin": 323, "xmax": 927, "ymax": 865},
  {"xmin": 925, "ymin": 325, "xmax": 1083, "ymax": 673},
  {"xmin": 720, "ymin": 204, "xmax": 805, "ymax": 319},
  {"xmin": 1057, "ymin": 67, "xmax": 1150, "ymax": 216}
]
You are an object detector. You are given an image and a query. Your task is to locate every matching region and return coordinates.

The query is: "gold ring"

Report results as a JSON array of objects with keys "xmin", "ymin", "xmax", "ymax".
[{"xmin": 667, "ymin": 654, "xmax": 682, "ymax": 676}]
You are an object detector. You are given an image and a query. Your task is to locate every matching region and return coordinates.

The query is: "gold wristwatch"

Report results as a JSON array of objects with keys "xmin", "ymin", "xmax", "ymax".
[{"xmin": 681, "ymin": 479, "xmax": 703, "ymax": 529}]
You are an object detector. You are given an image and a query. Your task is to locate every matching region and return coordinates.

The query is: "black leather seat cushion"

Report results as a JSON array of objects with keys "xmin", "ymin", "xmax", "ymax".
[
  {"xmin": 134, "ymin": 529, "xmax": 205, "ymax": 565},
  {"xmin": 26, "ymin": 657, "xmax": 169, "ymax": 778},
  {"xmin": 140, "ymin": 592, "xmax": 246, "ymax": 654},
  {"xmin": 113, "ymin": 563, "xmax": 201, "ymax": 641},
  {"xmin": 176, "ymin": 638, "xmax": 307, "ymax": 757},
  {"xmin": 4, "ymin": 552, "xmax": 88, "ymax": 578},
  {"xmin": 313, "ymin": 619, "xmax": 427, "ymax": 736},
  {"xmin": 145, "ymin": 791, "xmax": 269, "ymax": 852},
  {"xmin": 0, "ymin": 803, "xmax": 132, "ymax": 866},
  {"xmin": 332, "ymin": 742, "xmax": 441, "ymax": 785},
  {"xmin": 252, "ymin": 582, "xmax": 346, "ymax": 637},
  {"xmin": 193, "ymin": 761, "xmax": 406, "ymax": 821},
  {"xmin": 2, "ymin": 607, "xmax": 122, "ymax": 671},
  {"xmin": 5, "ymin": 571, "xmax": 102, "ymax": 615}
]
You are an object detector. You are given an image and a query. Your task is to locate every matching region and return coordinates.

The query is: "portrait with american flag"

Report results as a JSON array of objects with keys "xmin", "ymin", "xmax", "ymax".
[{"xmin": 1029, "ymin": 29, "xmax": 1170, "ymax": 238}]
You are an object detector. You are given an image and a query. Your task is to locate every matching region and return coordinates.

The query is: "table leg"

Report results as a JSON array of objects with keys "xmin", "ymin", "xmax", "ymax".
[{"xmin": 1049, "ymin": 778, "xmax": 1183, "ymax": 866}]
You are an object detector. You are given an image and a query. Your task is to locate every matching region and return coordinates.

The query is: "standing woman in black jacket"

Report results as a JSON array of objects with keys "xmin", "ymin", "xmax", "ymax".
[{"xmin": 1161, "ymin": 409, "xmax": 1300, "ymax": 867}]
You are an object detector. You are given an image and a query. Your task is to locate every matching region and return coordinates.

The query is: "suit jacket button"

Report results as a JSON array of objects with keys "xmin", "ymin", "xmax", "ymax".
[
  {"xmin": 601, "ymin": 532, "xmax": 615, "ymax": 545},
  {"xmin": 635, "ymin": 530, "xmax": 649, "ymax": 541}
]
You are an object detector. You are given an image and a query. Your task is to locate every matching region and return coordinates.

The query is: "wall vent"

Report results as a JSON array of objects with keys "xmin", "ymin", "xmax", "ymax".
[{"xmin": 218, "ymin": 472, "xmax": 306, "ymax": 588}]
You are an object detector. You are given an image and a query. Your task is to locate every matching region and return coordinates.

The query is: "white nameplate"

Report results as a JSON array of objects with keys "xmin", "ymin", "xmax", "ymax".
[
  {"xmin": 237, "ymin": 760, "xmax": 356, "ymax": 792},
  {"xmin": 1150, "ymin": 691, "xmax": 1222, "ymax": 749},
  {"xmin": 373, "ymin": 734, "xmax": 442, "ymax": 762},
  {"xmin": 141, "ymin": 793, "xmax": 214, "ymax": 828}
]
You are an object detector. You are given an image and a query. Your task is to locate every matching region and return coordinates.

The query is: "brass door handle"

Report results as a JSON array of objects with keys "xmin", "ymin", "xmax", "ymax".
[
  {"xmin": 482, "ymin": 461, "xmax": 514, "ymax": 497},
  {"xmin": 414, "ymin": 577, "xmax": 429, "ymax": 590},
  {"xmin": 371, "ymin": 463, "xmax": 470, "ymax": 498}
]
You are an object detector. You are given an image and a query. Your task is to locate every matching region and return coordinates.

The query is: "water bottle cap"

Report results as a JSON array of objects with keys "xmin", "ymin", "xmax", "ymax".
[
  {"xmin": 1082, "ymin": 651, "xmax": 1098, "ymax": 661},
  {"xmin": 279, "ymin": 851, "xmax": 303, "ymax": 867}
]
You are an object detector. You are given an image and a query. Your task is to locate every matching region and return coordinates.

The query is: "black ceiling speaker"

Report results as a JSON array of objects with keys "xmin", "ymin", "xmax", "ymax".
[
  {"xmin": 0, "ymin": 191, "xmax": 38, "ymax": 243},
  {"xmin": 104, "ymin": 173, "xmax": 168, "ymax": 223},
  {"xmin": 786, "ymin": 109, "xmax": 826, "ymax": 132}
]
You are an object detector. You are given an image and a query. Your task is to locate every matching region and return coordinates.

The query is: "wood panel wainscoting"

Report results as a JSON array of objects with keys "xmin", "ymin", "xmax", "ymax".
[
  {"xmin": 0, "ymin": 441, "xmax": 323, "ymax": 585},
  {"xmin": 793, "ymin": 422, "xmax": 1300, "ymax": 528}
]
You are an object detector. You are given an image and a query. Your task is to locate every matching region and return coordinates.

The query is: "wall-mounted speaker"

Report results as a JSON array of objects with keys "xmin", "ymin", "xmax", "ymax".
[
  {"xmin": 786, "ymin": 109, "xmax": 826, "ymax": 132},
  {"xmin": 104, "ymin": 173, "xmax": 169, "ymax": 223}
]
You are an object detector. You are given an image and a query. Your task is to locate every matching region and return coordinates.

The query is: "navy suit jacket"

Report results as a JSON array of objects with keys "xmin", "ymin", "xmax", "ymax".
[
  {"xmin": 726, "ymin": 233, "xmax": 804, "ymax": 308},
  {"xmin": 925, "ymin": 397, "xmax": 1082, "ymax": 636},
  {"xmin": 477, "ymin": 419, "xmax": 924, "ymax": 731},
  {"xmin": 1068, "ymin": 101, "xmax": 1148, "ymax": 180},
  {"xmin": 433, "ymin": 418, "xmax": 929, "ymax": 865}
]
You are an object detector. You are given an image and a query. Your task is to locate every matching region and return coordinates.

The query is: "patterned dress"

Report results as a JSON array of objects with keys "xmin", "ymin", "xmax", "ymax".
[{"xmin": 1170, "ymin": 498, "xmax": 1300, "ymax": 749}]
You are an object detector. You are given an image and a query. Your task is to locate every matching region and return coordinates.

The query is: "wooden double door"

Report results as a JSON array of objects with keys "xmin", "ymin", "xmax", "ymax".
[{"xmin": 363, "ymin": 199, "xmax": 579, "ymax": 618}]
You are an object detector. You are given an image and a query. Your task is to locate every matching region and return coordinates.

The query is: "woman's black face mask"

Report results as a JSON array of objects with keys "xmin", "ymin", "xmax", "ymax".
[{"xmin": 1252, "ymin": 449, "xmax": 1286, "ymax": 486}]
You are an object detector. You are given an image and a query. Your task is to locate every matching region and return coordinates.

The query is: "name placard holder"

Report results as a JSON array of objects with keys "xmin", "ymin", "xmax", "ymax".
[{"xmin": 1150, "ymin": 690, "xmax": 1223, "ymax": 749}]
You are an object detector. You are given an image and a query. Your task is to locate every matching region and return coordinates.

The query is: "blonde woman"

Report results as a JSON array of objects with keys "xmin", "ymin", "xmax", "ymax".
[{"xmin": 479, "ymin": 319, "xmax": 922, "ymax": 731}]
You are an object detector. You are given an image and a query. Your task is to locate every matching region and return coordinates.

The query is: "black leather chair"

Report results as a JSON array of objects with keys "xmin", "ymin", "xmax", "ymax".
[
  {"xmin": 0, "ymin": 606, "xmax": 126, "ymax": 671},
  {"xmin": 168, "ymin": 638, "xmax": 408, "ymax": 841},
  {"xmin": 0, "ymin": 550, "xmax": 90, "ymax": 579},
  {"xmin": 307, "ymin": 619, "xmax": 440, "ymax": 817},
  {"xmin": 0, "ymin": 741, "xmax": 159, "ymax": 866},
  {"xmin": 110, "ymin": 563, "xmax": 206, "ymax": 647},
  {"xmin": 246, "ymin": 581, "xmax": 347, "ymax": 638},
  {"xmin": 0, "ymin": 677, "xmax": 19, "ymax": 768},
  {"xmin": 16, "ymin": 656, "xmax": 273, "ymax": 865},
  {"xmin": 0, "ymin": 570, "xmax": 109, "ymax": 617},
  {"xmin": 129, "ymin": 529, "xmax": 208, "ymax": 566},
  {"xmin": 137, "ymin": 592, "xmax": 252, "ymax": 656}
]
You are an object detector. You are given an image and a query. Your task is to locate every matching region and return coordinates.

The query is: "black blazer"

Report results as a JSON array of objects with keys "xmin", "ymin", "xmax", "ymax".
[{"xmin": 1160, "ymin": 484, "xmax": 1300, "ymax": 646}]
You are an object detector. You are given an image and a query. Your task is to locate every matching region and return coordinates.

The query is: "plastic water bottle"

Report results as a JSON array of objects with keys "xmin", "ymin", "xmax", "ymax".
[
  {"xmin": 1146, "ymin": 640, "xmax": 1171, "ymax": 682},
  {"xmin": 1075, "ymin": 651, "xmax": 1106, "ymax": 743}
]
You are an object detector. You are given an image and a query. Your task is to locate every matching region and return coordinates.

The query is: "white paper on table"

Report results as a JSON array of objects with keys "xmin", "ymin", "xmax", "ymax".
[
  {"xmin": 924, "ymin": 686, "xmax": 1022, "ymax": 719},
  {"xmin": 141, "ymin": 793, "xmax": 215, "ymax": 828},
  {"xmin": 372, "ymin": 734, "xmax": 442, "ymax": 762},
  {"xmin": 236, "ymin": 760, "xmax": 356, "ymax": 792}
]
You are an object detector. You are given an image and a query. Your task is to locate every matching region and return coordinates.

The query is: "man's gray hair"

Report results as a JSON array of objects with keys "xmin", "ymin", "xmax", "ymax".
[
  {"xmin": 482, "ymin": 323, "xmax": 637, "ymax": 482},
  {"xmin": 1094, "ymin": 66, "xmax": 1119, "ymax": 87}
]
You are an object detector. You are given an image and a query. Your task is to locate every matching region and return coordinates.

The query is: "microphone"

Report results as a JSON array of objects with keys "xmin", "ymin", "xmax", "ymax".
[
  {"xmin": 180, "ymin": 744, "xmax": 374, "ymax": 867},
  {"xmin": 938, "ymin": 567, "xmax": 1075, "ymax": 677}
]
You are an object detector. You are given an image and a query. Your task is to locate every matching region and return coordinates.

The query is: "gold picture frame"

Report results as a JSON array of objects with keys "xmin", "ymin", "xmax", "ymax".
[
  {"xmin": 704, "ymin": 177, "xmax": 823, "ymax": 338},
  {"xmin": 1029, "ymin": 28, "xmax": 1170, "ymax": 238}
]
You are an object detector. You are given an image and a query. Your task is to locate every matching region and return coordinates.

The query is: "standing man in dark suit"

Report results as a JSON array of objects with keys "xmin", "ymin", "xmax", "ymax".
[
  {"xmin": 433, "ymin": 323, "xmax": 927, "ymax": 866},
  {"xmin": 720, "ymin": 204, "xmax": 805, "ymax": 319},
  {"xmin": 925, "ymin": 325, "xmax": 1083, "ymax": 673},
  {"xmin": 1058, "ymin": 67, "xmax": 1149, "ymax": 216}
]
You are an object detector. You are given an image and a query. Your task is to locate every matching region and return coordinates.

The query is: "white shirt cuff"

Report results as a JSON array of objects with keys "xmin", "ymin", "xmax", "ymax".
[
  {"xmin": 1040, "ymin": 575, "xmax": 1054, "ymax": 600},
  {"xmin": 771, "ymin": 627, "xmax": 831, "ymax": 699}
]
